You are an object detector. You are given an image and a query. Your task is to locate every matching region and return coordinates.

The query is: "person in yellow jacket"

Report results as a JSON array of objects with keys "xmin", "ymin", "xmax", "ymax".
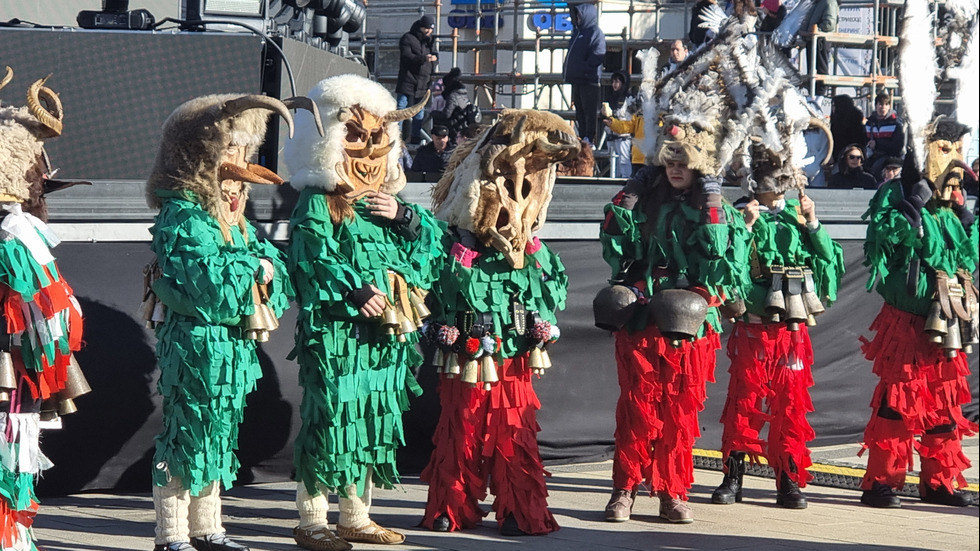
[{"xmin": 602, "ymin": 106, "xmax": 645, "ymax": 175}]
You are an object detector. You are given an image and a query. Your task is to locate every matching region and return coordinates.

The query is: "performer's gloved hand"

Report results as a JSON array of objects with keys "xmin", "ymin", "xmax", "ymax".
[
  {"xmin": 951, "ymin": 199, "xmax": 976, "ymax": 229},
  {"xmin": 700, "ymin": 175, "xmax": 726, "ymax": 225},
  {"xmin": 896, "ymin": 178, "xmax": 931, "ymax": 228}
]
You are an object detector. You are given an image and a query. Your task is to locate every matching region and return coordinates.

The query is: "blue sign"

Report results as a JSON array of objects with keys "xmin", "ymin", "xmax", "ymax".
[
  {"xmin": 448, "ymin": 8, "xmax": 504, "ymax": 30},
  {"xmin": 529, "ymin": 11, "xmax": 572, "ymax": 32}
]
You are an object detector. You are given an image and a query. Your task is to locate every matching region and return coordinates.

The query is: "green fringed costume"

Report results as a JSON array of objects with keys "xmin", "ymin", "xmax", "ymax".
[
  {"xmin": 150, "ymin": 193, "xmax": 292, "ymax": 494},
  {"xmin": 718, "ymin": 198, "xmax": 845, "ymax": 492},
  {"xmin": 601, "ymin": 180, "xmax": 752, "ymax": 499},
  {"xmin": 288, "ymin": 189, "xmax": 444, "ymax": 496},
  {"xmin": 420, "ymin": 235, "xmax": 567, "ymax": 535}
]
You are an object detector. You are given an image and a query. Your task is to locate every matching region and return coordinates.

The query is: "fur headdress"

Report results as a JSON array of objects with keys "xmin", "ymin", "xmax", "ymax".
[
  {"xmin": 285, "ymin": 74, "xmax": 412, "ymax": 195},
  {"xmin": 0, "ymin": 68, "xmax": 66, "ymax": 206},
  {"xmin": 145, "ymin": 94, "xmax": 293, "ymax": 220}
]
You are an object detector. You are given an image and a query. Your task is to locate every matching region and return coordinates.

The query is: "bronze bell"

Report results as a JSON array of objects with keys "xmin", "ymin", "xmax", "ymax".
[
  {"xmin": 801, "ymin": 270, "xmax": 825, "ymax": 317},
  {"xmin": 0, "ymin": 390, "xmax": 9, "ymax": 403},
  {"xmin": 61, "ymin": 355, "xmax": 92, "ymax": 399},
  {"xmin": 410, "ymin": 290, "xmax": 432, "ymax": 322},
  {"xmin": 150, "ymin": 299, "xmax": 167, "ymax": 325},
  {"xmin": 765, "ymin": 272, "xmax": 786, "ymax": 319},
  {"xmin": 960, "ymin": 319, "xmax": 978, "ymax": 354},
  {"xmin": 480, "ymin": 354, "xmax": 498, "ymax": 390},
  {"xmin": 540, "ymin": 348, "xmax": 552, "ymax": 369},
  {"xmin": 593, "ymin": 285, "xmax": 639, "ymax": 331},
  {"xmin": 136, "ymin": 296, "xmax": 156, "ymax": 326},
  {"xmin": 398, "ymin": 311, "xmax": 417, "ymax": 336},
  {"xmin": 58, "ymin": 396, "xmax": 78, "ymax": 416},
  {"xmin": 443, "ymin": 351, "xmax": 461, "ymax": 378},
  {"xmin": 380, "ymin": 306, "xmax": 399, "ymax": 336},
  {"xmin": 528, "ymin": 346, "xmax": 545, "ymax": 370},
  {"xmin": 924, "ymin": 301, "xmax": 947, "ymax": 344},
  {"xmin": 649, "ymin": 289, "xmax": 709, "ymax": 341},
  {"xmin": 784, "ymin": 293, "xmax": 808, "ymax": 326},
  {"xmin": 460, "ymin": 357, "xmax": 480, "ymax": 385},
  {"xmin": 0, "ymin": 351, "xmax": 16, "ymax": 390},
  {"xmin": 942, "ymin": 318, "xmax": 962, "ymax": 358}
]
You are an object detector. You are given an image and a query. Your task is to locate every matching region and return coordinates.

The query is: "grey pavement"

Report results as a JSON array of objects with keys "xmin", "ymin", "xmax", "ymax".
[{"xmin": 33, "ymin": 438, "xmax": 978, "ymax": 551}]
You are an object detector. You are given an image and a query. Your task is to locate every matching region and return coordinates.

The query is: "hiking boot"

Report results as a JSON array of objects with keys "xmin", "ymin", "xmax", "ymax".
[
  {"xmin": 919, "ymin": 483, "xmax": 975, "ymax": 507},
  {"xmin": 604, "ymin": 488, "xmax": 636, "ymax": 522},
  {"xmin": 776, "ymin": 472, "xmax": 808, "ymax": 509},
  {"xmin": 861, "ymin": 481, "xmax": 901, "ymax": 508}
]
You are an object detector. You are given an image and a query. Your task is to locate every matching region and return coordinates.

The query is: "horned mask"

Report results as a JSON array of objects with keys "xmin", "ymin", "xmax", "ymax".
[
  {"xmin": 284, "ymin": 75, "xmax": 426, "ymax": 222},
  {"xmin": 432, "ymin": 110, "xmax": 579, "ymax": 269},
  {"xmin": 145, "ymin": 93, "xmax": 318, "ymax": 231},
  {"xmin": 0, "ymin": 67, "xmax": 83, "ymax": 219},
  {"xmin": 923, "ymin": 118, "xmax": 973, "ymax": 205}
]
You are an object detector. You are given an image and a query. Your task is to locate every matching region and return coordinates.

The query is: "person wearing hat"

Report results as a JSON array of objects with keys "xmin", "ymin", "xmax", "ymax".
[
  {"xmin": 411, "ymin": 125, "xmax": 454, "ymax": 176},
  {"xmin": 396, "ymin": 15, "xmax": 438, "ymax": 144},
  {"xmin": 432, "ymin": 68, "xmax": 477, "ymax": 142},
  {"xmin": 877, "ymin": 156, "xmax": 902, "ymax": 185}
]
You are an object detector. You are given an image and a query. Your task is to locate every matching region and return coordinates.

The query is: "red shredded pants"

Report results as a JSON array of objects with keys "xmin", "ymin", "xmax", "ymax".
[
  {"xmin": 612, "ymin": 325, "xmax": 719, "ymax": 500},
  {"xmin": 421, "ymin": 354, "xmax": 558, "ymax": 534},
  {"xmin": 859, "ymin": 303, "xmax": 977, "ymax": 492},
  {"xmin": 719, "ymin": 322, "xmax": 816, "ymax": 487}
]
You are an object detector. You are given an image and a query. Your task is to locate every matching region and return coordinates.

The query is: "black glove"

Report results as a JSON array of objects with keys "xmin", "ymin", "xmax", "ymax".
[
  {"xmin": 897, "ymin": 178, "xmax": 932, "ymax": 228},
  {"xmin": 700, "ymin": 175, "xmax": 726, "ymax": 225},
  {"xmin": 952, "ymin": 200, "xmax": 976, "ymax": 229}
]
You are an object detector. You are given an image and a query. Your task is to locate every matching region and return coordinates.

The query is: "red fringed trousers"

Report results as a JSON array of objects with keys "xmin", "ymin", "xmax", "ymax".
[
  {"xmin": 719, "ymin": 322, "xmax": 816, "ymax": 486},
  {"xmin": 612, "ymin": 325, "xmax": 719, "ymax": 500},
  {"xmin": 859, "ymin": 303, "xmax": 977, "ymax": 492},
  {"xmin": 421, "ymin": 354, "xmax": 558, "ymax": 535}
]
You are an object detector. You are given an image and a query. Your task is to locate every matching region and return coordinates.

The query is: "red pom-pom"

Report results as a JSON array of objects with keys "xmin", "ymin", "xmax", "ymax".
[
  {"xmin": 531, "ymin": 321, "xmax": 551, "ymax": 342},
  {"xmin": 437, "ymin": 325, "xmax": 460, "ymax": 347},
  {"xmin": 464, "ymin": 337, "xmax": 481, "ymax": 356}
]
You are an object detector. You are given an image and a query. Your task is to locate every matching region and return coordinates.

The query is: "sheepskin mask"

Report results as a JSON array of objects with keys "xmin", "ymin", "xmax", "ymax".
[
  {"xmin": 432, "ymin": 109, "xmax": 579, "ymax": 269},
  {"xmin": 0, "ymin": 68, "xmax": 66, "ymax": 205}
]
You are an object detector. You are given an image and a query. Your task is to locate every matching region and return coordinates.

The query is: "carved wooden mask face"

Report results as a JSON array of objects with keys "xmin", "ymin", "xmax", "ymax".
[
  {"xmin": 336, "ymin": 106, "xmax": 393, "ymax": 201},
  {"xmin": 925, "ymin": 137, "xmax": 965, "ymax": 204},
  {"xmin": 473, "ymin": 116, "xmax": 579, "ymax": 269}
]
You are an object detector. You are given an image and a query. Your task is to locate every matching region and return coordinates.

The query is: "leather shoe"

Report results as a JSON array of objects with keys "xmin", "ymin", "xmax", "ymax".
[
  {"xmin": 919, "ymin": 484, "xmax": 975, "ymax": 507},
  {"xmin": 500, "ymin": 514, "xmax": 527, "ymax": 536},
  {"xmin": 190, "ymin": 533, "xmax": 249, "ymax": 551},
  {"xmin": 861, "ymin": 481, "xmax": 901, "ymax": 508},
  {"xmin": 431, "ymin": 515, "xmax": 451, "ymax": 532}
]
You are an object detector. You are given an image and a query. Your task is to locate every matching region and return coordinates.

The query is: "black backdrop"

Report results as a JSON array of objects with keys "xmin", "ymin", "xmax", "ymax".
[{"xmin": 35, "ymin": 240, "xmax": 979, "ymax": 497}]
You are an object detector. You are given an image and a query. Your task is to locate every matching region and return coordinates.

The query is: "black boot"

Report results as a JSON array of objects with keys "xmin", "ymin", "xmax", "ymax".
[
  {"xmin": 776, "ymin": 472, "xmax": 808, "ymax": 509},
  {"xmin": 711, "ymin": 452, "xmax": 745, "ymax": 504},
  {"xmin": 919, "ymin": 483, "xmax": 975, "ymax": 507}
]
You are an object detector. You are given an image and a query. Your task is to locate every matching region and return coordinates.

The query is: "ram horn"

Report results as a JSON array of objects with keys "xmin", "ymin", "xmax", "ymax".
[
  {"xmin": 337, "ymin": 106, "xmax": 353, "ymax": 123},
  {"xmin": 808, "ymin": 117, "xmax": 834, "ymax": 166},
  {"xmin": 534, "ymin": 136, "xmax": 580, "ymax": 162},
  {"xmin": 221, "ymin": 95, "xmax": 294, "ymax": 139},
  {"xmin": 282, "ymin": 96, "xmax": 324, "ymax": 137},
  {"xmin": 0, "ymin": 66, "xmax": 12, "ymax": 93},
  {"xmin": 27, "ymin": 75, "xmax": 63, "ymax": 137},
  {"xmin": 480, "ymin": 144, "xmax": 507, "ymax": 175},
  {"xmin": 383, "ymin": 90, "xmax": 430, "ymax": 123}
]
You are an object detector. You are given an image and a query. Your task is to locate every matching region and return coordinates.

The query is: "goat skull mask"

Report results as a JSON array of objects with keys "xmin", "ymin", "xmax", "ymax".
[{"xmin": 437, "ymin": 110, "xmax": 579, "ymax": 269}]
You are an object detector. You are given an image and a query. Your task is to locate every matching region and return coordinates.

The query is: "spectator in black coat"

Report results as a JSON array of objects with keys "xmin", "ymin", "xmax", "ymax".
[
  {"xmin": 431, "ymin": 67, "xmax": 477, "ymax": 142},
  {"xmin": 411, "ymin": 125, "xmax": 454, "ymax": 176},
  {"xmin": 562, "ymin": 3, "xmax": 606, "ymax": 146},
  {"xmin": 828, "ymin": 143, "xmax": 877, "ymax": 189},
  {"xmin": 396, "ymin": 15, "xmax": 438, "ymax": 144},
  {"xmin": 864, "ymin": 92, "xmax": 906, "ymax": 177},
  {"xmin": 830, "ymin": 94, "xmax": 867, "ymax": 162}
]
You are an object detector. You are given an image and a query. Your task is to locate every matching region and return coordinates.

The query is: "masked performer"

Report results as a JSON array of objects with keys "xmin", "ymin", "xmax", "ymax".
[
  {"xmin": 144, "ymin": 93, "xmax": 306, "ymax": 551},
  {"xmin": 858, "ymin": 0, "xmax": 979, "ymax": 509},
  {"xmin": 419, "ymin": 111, "xmax": 578, "ymax": 536},
  {"xmin": 0, "ymin": 68, "xmax": 88, "ymax": 551},
  {"xmin": 284, "ymin": 75, "xmax": 444, "ymax": 551},
  {"xmin": 597, "ymin": 33, "xmax": 754, "ymax": 522},
  {"xmin": 713, "ymin": 135, "xmax": 844, "ymax": 509}
]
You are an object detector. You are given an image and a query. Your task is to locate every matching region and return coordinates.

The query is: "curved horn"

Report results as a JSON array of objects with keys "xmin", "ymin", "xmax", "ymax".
[
  {"xmin": 364, "ymin": 132, "xmax": 375, "ymax": 158},
  {"xmin": 533, "ymin": 137, "xmax": 579, "ymax": 162},
  {"xmin": 808, "ymin": 117, "xmax": 834, "ymax": 166},
  {"xmin": 0, "ymin": 66, "xmax": 12, "ymax": 93},
  {"xmin": 27, "ymin": 75, "xmax": 63, "ymax": 137},
  {"xmin": 221, "ymin": 95, "xmax": 294, "ymax": 139},
  {"xmin": 480, "ymin": 144, "xmax": 507, "ymax": 175},
  {"xmin": 383, "ymin": 90, "xmax": 430, "ymax": 123},
  {"xmin": 283, "ymin": 96, "xmax": 324, "ymax": 137},
  {"xmin": 338, "ymin": 107, "xmax": 353, "ymax": 123}
]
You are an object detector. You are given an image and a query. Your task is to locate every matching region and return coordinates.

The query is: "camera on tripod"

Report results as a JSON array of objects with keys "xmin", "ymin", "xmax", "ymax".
[{"xmin": 77, "ymin": 0, "xmax": 155, "ymax": 30}]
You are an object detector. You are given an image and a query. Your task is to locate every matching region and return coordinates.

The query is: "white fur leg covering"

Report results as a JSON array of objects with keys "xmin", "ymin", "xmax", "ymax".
[
  {"xmin": 188, "ymin": 481, "xmax": 224, "ymax": 537},
  {"xmin": 338, "ymin": 467, "xmax": 374, "ymax": 529},
  {"xmin": 153, "ymin": 478, "xmax": 190, "ymax": 545},
  {"xmin": 296, "ymin": 481, "xmax": 331, "ymax": 529}
]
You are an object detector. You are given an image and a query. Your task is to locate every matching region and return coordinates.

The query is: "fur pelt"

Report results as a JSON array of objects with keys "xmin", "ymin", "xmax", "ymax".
[
  {"xmin": 145, "ymin": 94, "xmax": 274, "ymax": 220},
  {"xmin": 557, "ymin": 138, "xmax": 595, "ymax": 176},
  {"xmin": 285, "ymin": 74, "xmax": 405, "ymax": 195},
  {"xmin": 0, "ymin": 106, "xmax": 47, "ymax": 203}
]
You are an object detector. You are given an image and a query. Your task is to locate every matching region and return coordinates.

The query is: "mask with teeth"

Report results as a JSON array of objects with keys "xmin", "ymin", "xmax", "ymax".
[{"xmin": 432, "ymin": 110, "xmax": 580, "ymax": 269}]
